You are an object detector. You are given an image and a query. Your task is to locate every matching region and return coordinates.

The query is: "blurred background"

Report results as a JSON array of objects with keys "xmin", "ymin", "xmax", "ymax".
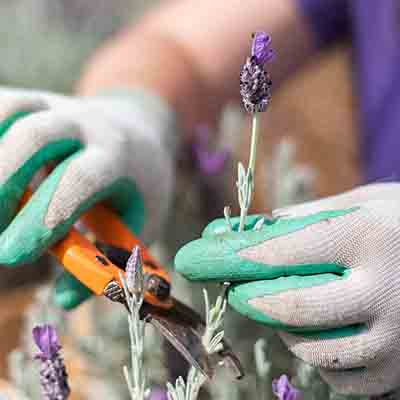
[
  {"xmin": 0, "ymin": 0, "xmax": 148, "ymax": 91},
  {"xmin": 0, "ymin": 1, "xmax": 362, "ymax": 399}
]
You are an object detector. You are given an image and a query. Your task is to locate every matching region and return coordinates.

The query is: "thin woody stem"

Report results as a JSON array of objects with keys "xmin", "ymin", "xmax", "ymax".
[
  {"xmin": 238, "ymin": 113, "xmax": 260, "ymax": 232},
  {"xmin": 248, "ymin": 113, "xmax": 260, "ymax": 175}
]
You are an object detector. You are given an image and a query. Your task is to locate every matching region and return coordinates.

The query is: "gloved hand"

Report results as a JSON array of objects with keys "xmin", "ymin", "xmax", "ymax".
[
  {"xmin": 0, "ymin": 87, "xmax": 178, "ymax": 310},
  {"xmin": 175, "ymin": 183, "xmax": 400, "ymax": 396}
]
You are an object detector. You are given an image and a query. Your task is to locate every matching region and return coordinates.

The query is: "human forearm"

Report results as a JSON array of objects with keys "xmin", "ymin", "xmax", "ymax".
[
  {"xmin": 77, "ymin": 25, "xmax": 208, "ymax": 133},
  {"xmin": 78, "ymin": 0, "xmax": 316, "ymax": 134}
]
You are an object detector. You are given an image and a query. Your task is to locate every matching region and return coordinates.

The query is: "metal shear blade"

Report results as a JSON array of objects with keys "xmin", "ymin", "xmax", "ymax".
[
  {"xmin": 99, "ymin": 242, "xmax": 244, "ymax": 380},
  {"xmin": 141, "ymin": 299, "xmax": 244, "ymax": 381}
]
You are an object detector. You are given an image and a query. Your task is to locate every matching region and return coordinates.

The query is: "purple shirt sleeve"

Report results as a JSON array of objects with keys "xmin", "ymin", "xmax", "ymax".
[{"xmin": 296, "ymin": 0, "xmax": 350, "ymax": 47}]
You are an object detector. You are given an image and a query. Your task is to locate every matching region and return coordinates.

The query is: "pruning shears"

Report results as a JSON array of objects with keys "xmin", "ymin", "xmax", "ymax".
[{"xmin": 19, "ymin": 188, "xmax": 243, "ymax": 380}]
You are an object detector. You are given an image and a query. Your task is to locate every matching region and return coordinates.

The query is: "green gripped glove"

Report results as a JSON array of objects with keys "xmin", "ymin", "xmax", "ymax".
[
  {"xmin": 175, "ymin": 209, "xmax": 354, "ymax": 332},
  {"xmin": 175, "ymin": 183, "xmax": 400, "ymax": 396},
  {"xmin": 0, "ymin": 87, "xmax": 178, "ymax": 310}
]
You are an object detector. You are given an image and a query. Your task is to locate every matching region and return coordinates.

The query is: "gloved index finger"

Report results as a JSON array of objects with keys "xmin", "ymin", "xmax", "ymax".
[{"xmin": 175, "ymin": 207, "xmax": 357, "ymax": 282}]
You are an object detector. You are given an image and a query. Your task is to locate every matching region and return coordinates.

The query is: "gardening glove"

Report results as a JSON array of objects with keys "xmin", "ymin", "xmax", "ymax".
[
  {"xmin": 175, "ymin": 183, "xmax": 400, "ymax": 396},
  {"xmin": 0, "ymin": 87, "xmax": 178, "ymax": 310}
]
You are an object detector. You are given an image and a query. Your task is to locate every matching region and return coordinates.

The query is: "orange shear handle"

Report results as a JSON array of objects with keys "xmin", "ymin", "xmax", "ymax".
[
  {"xmin": 81, "ymin": 204, "xmax": 170, "ymax": 286},
  {"xmin": 19, "ymin": 190, "xmax": 172, "ymax": 308}
]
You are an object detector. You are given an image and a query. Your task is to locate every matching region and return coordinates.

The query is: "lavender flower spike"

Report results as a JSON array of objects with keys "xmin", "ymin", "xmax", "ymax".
[
  {"xmin": 240, "ymin": 31, "xmax": 273, "ymax": 113},
  {"xmin": 33, "ymin": 324, "xmax": 70, "ymax": 400},
  {"xmin": 126, "ymin": 245, "xmax": 144, "ymax": 299},
  {"xmin": 272, "ymin": 375, "xmax": 301, "ymax": 400}
]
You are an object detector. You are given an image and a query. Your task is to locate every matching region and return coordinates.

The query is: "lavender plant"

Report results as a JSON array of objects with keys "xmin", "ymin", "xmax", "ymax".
[
  {"xmin": 8, "ymin": 285, "xmax": 66, "ymax": 400},
  {"xmin": 32, "ymin": 324, "xmax": 70, "ymax": 400},
  {"xmin": 120, "ymin": 246, "xmax": 150, "ymax": 400},
  {"xmin": 166, "ymin": 285, "xmax": 228, "ymax": 400},
  {"xmin": 235, "ymin": 32, "xmax": 273, "ymax": 231}
]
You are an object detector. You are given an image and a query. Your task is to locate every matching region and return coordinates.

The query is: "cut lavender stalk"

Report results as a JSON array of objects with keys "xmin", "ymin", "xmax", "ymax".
[
  {"xmin": 240, "ymin": 34, "xmax": 273, "ymax": 114},
  {"xmin": 32, "ymin": 324, "xmax": 70, "ymax": 400},
  {"xmin": 120, "ymin": 245, "xmax": 149, "ymax": 400},
  {"xmin": 236, "ymin": 32, "xmax": 273, "ymax": 232}
]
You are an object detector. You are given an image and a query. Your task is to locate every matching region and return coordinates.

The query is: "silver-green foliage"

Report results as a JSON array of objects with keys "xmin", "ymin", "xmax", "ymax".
[{"xmin": 167, "ymin": 288, "xmax": 227, "ymax": 400}]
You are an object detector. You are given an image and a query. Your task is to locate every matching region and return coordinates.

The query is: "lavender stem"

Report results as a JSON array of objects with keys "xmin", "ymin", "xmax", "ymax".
[{"xmin": 238, "ymin": 113, "xmax": 260, "ymax": 231}]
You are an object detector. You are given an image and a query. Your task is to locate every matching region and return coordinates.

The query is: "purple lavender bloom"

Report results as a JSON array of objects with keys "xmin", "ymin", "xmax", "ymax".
[
  {"xmin": 192, "ymin": 125, "xmax": 229, "ymax": 176},
  {"xmin": 33, "ymin": 324, "xmax": 61, "ymax": 360},
  {"xmin": 251, "ymin": 32, "xmax": 274, "ymax": 65},
  {"xmin": 149, "ymin": 387, "xmax": 168, "ymax": 400},
  {"xmin": 126, "ymin": 245, "xmax": 144, "ymax": 298},
  {"xmin": 272, "ymin": 375, "xmax": 301, "ymax": 400},
  {"xmin": 33, "ymin": 324, "xmax": 70, "ymax": 400},
  {"xmin": 240, "ymin": 32, "xmax": 273, "ymax": 113}
]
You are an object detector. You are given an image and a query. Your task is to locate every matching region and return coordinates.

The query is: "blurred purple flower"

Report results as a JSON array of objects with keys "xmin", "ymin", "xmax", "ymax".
[
  {"xmin": 149, "ymin": 387, "xmax": 168, "ymax": 400},
  {"xmin": 33, "ymin": 324, "xmax": 61, "ymax": 360},
  {"xmin": 33, "ymin": 324, "xmax": 70, "ymax": 400},
  {"xmin": 251, "ymin": 32, "xmax": 274, "ymax": 65},
  {"xmin": 272, "ymin": 375, "xmax": 301, "ymax": 400},
  {"xmin": 192, "ymin": 125, "xmax": 229, "ymax": 176}
]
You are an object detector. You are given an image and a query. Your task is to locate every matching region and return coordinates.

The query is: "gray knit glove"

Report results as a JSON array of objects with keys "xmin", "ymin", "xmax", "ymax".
[
  {"xmin": 0, "ymin": 87, "xmax": 178, "ymax": 308},
  {"xmin": 176, "ymin": 183, "xmax": 400, "ymax": 396}
]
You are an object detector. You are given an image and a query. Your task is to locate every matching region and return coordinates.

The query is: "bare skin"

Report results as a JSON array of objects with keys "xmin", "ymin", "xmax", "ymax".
[{"xmin": 78, "ymin": 0, "xmax": 316, "ymax": 137}]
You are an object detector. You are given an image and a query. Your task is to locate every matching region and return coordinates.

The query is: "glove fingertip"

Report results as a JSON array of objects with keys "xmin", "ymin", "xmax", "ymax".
[
  {"xmin": 53, "ymin": 273, "xmax": 93, "ymax": 310},
  {"xmin": 228, "ymin": 283, "xmax": 284, "ymax": 328},
  {"xmin": 53, "ymin": 286, "xmax": 92, "ymax": 310}
]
